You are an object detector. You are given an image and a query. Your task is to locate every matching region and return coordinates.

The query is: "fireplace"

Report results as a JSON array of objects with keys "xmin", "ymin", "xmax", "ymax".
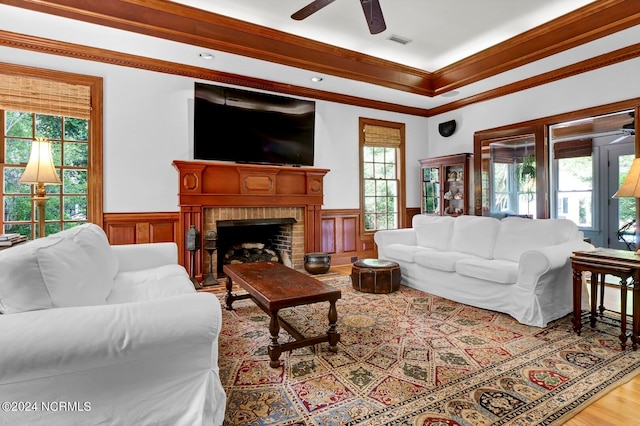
[
  {"xmin": 203, "ymin": 206, "xmax": 306, "ymax": 274},
  {"xmin": 172, "ymin": 160, "xmax": 329, "ymax": 280},
  {"xmin": 215, "ymin": 217, "xmax": 296, "ymax": 275}
]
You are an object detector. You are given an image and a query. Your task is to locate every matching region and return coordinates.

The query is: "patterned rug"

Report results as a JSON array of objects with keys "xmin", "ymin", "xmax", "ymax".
[{"xmin": 217, "ymin": 275, "xmax": 640, "ymax": 425}]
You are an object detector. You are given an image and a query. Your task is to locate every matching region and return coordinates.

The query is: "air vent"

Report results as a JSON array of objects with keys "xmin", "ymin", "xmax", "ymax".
[{"xmin": 387, "ymin": 34, "xmax": 412, "ymax": 45}]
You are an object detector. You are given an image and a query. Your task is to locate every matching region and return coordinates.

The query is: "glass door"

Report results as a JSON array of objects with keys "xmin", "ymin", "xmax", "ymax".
[
  {"xmin": 608, "ymin": 146, "xmax": 636, "ymax": 250},
  {"xmin": 549, "ymin": 108, "xmax": 635, "ymax": 248}
]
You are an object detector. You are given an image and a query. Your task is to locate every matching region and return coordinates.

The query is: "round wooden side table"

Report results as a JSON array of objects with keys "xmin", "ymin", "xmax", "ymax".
[{"xmin": 351, "ymin": 258, "xmax": 401, "ymax": 294}]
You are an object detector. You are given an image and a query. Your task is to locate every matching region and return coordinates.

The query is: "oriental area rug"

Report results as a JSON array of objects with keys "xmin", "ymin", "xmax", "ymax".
[{"xmin": 216, "ymin": 275, "xmax": 640, "ymax": 425}]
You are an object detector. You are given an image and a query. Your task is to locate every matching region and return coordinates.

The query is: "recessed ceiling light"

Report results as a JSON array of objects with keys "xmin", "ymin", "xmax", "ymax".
[
  {"xmin": 441, "ymin": 91, "xmax": 460, "ymax": 98},
  {"xmin": 199, "ymin": 52, "xmax": 215, "ymax": 60},
  {"xmin": 311, "ymin": 76, "xmax": 323, "ymax": 82}
]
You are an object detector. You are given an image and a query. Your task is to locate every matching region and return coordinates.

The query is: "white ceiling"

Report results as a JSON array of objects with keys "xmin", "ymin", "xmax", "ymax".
[{"xmin": 170, "ymin": 0, "xmax": 596, "ymax": 71}]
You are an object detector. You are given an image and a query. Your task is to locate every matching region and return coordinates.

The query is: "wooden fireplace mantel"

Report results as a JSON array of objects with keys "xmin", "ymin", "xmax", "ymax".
[{"xmin": 172, "ymin": 160, "xmax": 330, "ymax": 272}]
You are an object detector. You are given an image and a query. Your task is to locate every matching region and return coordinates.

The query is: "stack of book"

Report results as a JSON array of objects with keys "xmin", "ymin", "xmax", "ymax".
[{"xmin": 0, "ymin": 233, "xmax": 28, "ymax": 247}]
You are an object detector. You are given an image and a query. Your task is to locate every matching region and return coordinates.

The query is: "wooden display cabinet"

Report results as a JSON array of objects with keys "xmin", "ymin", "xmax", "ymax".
[{"xmin": 419, "ymin": 153, "xmax": 473, "ymax": 216}]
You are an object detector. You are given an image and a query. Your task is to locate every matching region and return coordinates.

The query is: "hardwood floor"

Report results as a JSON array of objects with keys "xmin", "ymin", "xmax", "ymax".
[
  {"xmin": 329, "ymin": 265, "xmax": 640, "ymax": 425},
  {"xmin": 563, "ymin": 283, "xmax": 640, "ymax": 425}
]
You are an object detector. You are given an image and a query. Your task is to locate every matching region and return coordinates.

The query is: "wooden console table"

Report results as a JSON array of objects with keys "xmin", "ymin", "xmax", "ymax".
[
  {"xmin": 571, "ymin": 248, "xmax": 640, "ymax": 350},
  {"xmin": 224, "ymin": 261, "xmax": 341, "ymax": 368}
]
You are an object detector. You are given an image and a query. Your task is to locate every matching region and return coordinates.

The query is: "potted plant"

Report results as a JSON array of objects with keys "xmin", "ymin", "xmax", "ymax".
[
  {"xmin": 516, "ymin": 154, "xmax": 536, "ymax": 184},
  {"xmin": 516, "ymin": 154, "xmax": 536, "ymax": 215}
]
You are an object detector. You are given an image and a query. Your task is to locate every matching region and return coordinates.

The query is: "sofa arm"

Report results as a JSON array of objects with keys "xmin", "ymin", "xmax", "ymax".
[
  {"xmin": 374, "ymin": 228, "xmax": 417, "ymax": 248},
  {"xmin": 112, "ymin": 242, "xmax": 179, "ymax": 272},
  {"xmin": 0, "ymin": 293, "xmax": 221, "ymax": 384},
  {"xmin": 517, "ymin": 239, "xmax": 594, "ymax": 288}
]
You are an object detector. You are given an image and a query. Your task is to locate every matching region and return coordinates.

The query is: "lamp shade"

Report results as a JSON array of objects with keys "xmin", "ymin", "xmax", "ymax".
[
  {"xmin": 18, "ymin": 137, "xmax": 61, "ymax": 185},
  {"xmin": 613, "ymin": 158, "xmax": 640, "ymax": 198}
]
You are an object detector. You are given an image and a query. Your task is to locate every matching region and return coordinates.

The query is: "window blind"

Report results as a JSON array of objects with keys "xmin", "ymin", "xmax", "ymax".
[
  {"xmin": 553, "ymin": 139, "xmax": 593, "ymax": 159},
  {"xmin": 0, "ymin": 74, "xmax": 91, "ymax": 119},
  {"xmin": 363, "ymin": 123, "xmax": 401, "ymax": 147}
]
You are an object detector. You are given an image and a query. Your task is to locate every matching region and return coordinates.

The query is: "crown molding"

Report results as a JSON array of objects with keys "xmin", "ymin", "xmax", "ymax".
[
  {"xmin": 430, "ymin": 43, "xmax": 640, "ymax": 116},
  {"xmin": 2, "ymin": 0, "xmax": 638, "ymax": 98},
  {"xmin": 0, "ymin": 0, "xmax": 433, "ymax": 96},
  {"xmin": 431, "ymin": 0, "xmax": 640, "ymax": 95},
  {"xmin": 2, "ymin": 27, "xmax": 638, "ymax": 118},
  {"xmin": 0, "ymin": 29, "xmax": 429, "ymax": 117}
]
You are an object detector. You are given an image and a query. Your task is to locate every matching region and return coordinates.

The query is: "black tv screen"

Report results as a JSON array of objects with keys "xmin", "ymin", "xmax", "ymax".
[{"xmin": 194, "ymin": 83, "xmax": 315, "ymax": 166}]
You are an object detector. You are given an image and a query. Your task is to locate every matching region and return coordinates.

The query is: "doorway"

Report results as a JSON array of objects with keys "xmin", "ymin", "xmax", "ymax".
[
  {"xmin": 549, "ymin": 109, "xmax": 635, "ymax": 248},
  {"xmin": 608, "ymin": 146, "xmax": 635, "ymax": 250}
]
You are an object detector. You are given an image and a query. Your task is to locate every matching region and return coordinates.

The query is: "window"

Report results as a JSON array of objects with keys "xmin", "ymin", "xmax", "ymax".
[
  {"xmin": 555, "ymin": 155, "xmax": 593, "ymax": 227},
  {"xmin": 0, "ymin": 65, "xmax": 103, "ymax": 239},
  {"xmin": 475, "ymin": 103, "xmax": 637, "ymax": 248},
  {"xmin": 359, "ymin": 118, "xmax": 405, "ymax": 232},
  {"xmin": 479, "ymin": 133, "xmax": 539, "ymax": 218},
  {"xmin": 549, "ymin": 112, "xmax": 625, "ymax": 230},
  {"xmin": 3, "ymin": 111, "xmax": 89, "ymax": 236}
]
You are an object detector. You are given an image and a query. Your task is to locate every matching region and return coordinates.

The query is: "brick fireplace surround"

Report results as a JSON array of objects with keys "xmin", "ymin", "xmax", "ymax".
[{"xmin": 172, "ymin": 160, "xmax": 329, "ymax": 279}]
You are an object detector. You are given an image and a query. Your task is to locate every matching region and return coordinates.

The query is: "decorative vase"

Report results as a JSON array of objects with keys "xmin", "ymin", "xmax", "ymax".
[{"xmin": 304, "ymin": 252, "xmax": 331, "ymax": 274}]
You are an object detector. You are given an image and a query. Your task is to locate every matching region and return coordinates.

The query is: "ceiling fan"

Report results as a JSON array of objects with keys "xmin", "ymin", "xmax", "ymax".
[
  {"xmin": 291, "ymin": 0, "xmax": 387, "ymax": 35},
  {"xmin": 610, "ymin": 112, "xmax": 636, "ymax": 144}
]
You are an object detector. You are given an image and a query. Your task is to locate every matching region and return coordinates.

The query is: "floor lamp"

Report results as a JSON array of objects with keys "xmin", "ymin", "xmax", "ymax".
[
  {"xmin": 613, "ymin": 157, "xmax": 640, "ymax": 255},
  {"xmin": 18, "ymin": 137, "xmax": 61, "ymax": 239}
]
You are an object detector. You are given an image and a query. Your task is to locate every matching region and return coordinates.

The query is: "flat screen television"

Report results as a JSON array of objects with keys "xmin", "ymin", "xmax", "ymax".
[{"xmin": 194, "ymin": 82, "xmax": 315, "ymax": 166}]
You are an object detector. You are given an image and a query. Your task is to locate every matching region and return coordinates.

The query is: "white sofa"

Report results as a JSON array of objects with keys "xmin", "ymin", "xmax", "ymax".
[
  {"xmin": 0, "ymin": 223, "xmax": 226, "ymax": 426},
  {"xmin": 374, "ymin": 215, "xmax": 593, "ymax": 327}
]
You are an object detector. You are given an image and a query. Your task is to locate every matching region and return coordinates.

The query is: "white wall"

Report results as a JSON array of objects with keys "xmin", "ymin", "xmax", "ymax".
[
  {"xmin": 0, "ymin": 45, "xmax": 429, "ymax": 212},
  {"xmin": 316, "ymin": 103, "xmax": 429, "ymax": 209},
  {"xmin": 428, "ymin": 57, "xmax": 640, "ymax": 160}
]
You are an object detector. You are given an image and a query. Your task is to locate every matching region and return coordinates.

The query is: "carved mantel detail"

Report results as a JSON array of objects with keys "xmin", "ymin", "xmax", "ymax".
[{"xmin": 172, "ymin": 160, "xmax": 330, "ymax": 276}]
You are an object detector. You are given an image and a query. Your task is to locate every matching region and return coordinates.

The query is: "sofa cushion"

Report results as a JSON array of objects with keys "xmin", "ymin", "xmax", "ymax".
[
  {"xmin": 450, "ymin": 215, "xmax": 501, "ymax": 259},
  {"xmin": 384, "ymin": 243, "xmax": 431, "ymax": 263},
  {"xmin": 413, "ymin": 215, "xmax": 455, "ymax": 251},
  {"xmin": 493, "ymin": 217, "xmax": 579, "ymax": 262},
  {"xmin": 55, "ymin": 223, "xmax": 118, "ymax": 300},
  {"xmin": 0, "ymin": 238, "xmax": 56, "ymax": 314},
  {"xmin": 415, "ymin": 250, "xmax": 481, "ymax": 272},
  {"xmin": 456, "ymin": 258, "xmax": 519, "ymax": 284},
  {"xmin": 37, "ymin": 237, "xmax": 107, "ymax": 307},
  {"xmin": 107, "ymin": 265, "xmax": 195, "ymax": 304}
]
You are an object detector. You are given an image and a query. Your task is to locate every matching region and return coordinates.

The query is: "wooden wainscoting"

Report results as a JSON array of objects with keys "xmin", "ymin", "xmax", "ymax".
[
  {"xmin": 102, "ymin": 208, "xmax": 417, "ymax": 266},
  {"xmin": 321, "ymin": 209, "xmax": 377, "ymax": 265},
  {"xmin": 103, "ymin": 212, "xmax": 180, "ymax": 245},
  {"xmin": 406, "ymin": 207, "xmax": 421, "ymax": 226}
]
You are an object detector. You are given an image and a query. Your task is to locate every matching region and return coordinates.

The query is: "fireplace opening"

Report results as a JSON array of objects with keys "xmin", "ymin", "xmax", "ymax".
[{"xmin": 216, "ymin": 218, "xmax": 296, "ymax": 275}]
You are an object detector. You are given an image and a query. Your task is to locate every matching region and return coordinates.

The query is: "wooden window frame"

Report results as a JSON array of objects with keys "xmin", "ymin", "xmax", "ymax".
[
  {"xmin": 473, "ymin": 99, "xmax": 640, "ymax": 219},
  {"xmin": 1, "ymin": 62, "xmax": 103, "ymax": 230},
  {"xmin": 359, "ymin": 117, "xmax": 406, "ymax": 234}
]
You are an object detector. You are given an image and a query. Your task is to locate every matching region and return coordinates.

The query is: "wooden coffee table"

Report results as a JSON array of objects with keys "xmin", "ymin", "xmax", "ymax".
[{"xmin": 224, "ymin": 261, "xmax": 341, "ymax": 367}]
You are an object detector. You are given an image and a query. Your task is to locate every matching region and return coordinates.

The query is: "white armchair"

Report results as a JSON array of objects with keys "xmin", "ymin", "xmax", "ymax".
[{"xmin": 0, "ymin": 224, "xmax": 225, "ymax": 425}]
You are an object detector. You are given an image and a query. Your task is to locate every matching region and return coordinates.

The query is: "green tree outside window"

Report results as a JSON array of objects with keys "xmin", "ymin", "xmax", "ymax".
[{"xmin": 3, "ymin": 111, "xmax": 89, "ymax": 238}]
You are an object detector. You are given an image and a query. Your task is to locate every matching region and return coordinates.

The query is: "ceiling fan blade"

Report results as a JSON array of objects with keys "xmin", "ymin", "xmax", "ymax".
[
  {"xmin": 610, "ymin": 133, "xmax": 632, "ymax": 144},
  {"xmin": 291, "ymin": 0, "xmax": 336, "ymax": 20},
  {"xmin": 360, "ymin": 0, "xmax": 386, "ymax": 34}
]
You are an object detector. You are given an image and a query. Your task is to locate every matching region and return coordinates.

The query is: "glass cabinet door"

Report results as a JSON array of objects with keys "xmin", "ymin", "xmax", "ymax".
[
  {"xmin": 420, "ymin": 154, "xmax": 472, "ymax": 216},
  {"xmin": 444, "ymin": 164, "xmax": 465, "ymax": 215},
  {"xmin": 422, "ymin": 167, "xmax": 440, "ymax": 214}
]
